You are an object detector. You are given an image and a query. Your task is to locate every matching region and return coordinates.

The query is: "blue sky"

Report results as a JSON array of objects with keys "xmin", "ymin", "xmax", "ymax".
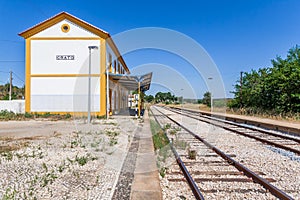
[{"xmin": 0, "ymin": 0, "xmax": 300, "ymax": 98}]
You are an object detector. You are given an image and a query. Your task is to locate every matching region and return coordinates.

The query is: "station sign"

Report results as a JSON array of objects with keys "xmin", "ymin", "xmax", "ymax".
[{"xmin": 56, "ymin": 55, "xmax": 75, "ymax": 60}]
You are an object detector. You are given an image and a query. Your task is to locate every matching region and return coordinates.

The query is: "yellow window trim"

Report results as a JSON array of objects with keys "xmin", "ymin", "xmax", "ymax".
[{"xmin": 31, "ymin": 74, "xmax": 101, "ymax": 77}]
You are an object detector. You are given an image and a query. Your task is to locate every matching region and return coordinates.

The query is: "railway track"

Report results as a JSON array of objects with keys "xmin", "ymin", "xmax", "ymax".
[
  {"xmin": 164, "ymin": 106, "xmax": 300, "ymax": 156},
  {"xmin": 151, "ymin": 106, "xmax": 295, "ymax": 199}
]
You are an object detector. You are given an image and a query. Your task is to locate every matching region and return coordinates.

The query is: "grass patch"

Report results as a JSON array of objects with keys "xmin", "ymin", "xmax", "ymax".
[
  {"xmin": 0, "ymin": 110, "xmax": 72, "ymax": 121},
  {"xmin": 105, "ymin": 130, "xmax": 119, "ymax": 146},
  {"xmin": 150, "ymin": 119, "xmax": 169, "ymax": 150},
  {"xmin": 105, "ymin": 130, "xmax": 119, "ymax": 137},
  {"xmin": 163, "ymin": 123, "xmax": 171, "ymax": 130},
  {"xmin": 96, "ymin": 115, "xmax": 106, "ymax": 119},
  {"xmin": 159, "ymin": 167, "xmax": 167, "ymax": 178},
  {"xmin": 75, "ymin": 155, "xmax": 88, "ymax": 166},
  {"xmin": 2, "ymin": 187, "xmax": 17, "ymax": 200},
  {"xmin": 0, "ymin": 110, "xmax": 24, "ymax": 121},
  {"xmin": 103, "ymin": 122, "xmax": 118, "ymax": 126}
]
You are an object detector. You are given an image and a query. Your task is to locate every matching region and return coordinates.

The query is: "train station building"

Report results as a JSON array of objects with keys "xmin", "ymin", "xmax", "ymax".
[{"xmin": 19, "ymin": 12, "xmax": 151, "ymax": 116}]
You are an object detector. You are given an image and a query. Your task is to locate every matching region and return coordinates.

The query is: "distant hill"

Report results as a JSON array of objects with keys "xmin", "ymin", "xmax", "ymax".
[{"xmin": 0, "ymin": 84, "xmax": 24, "ymax": 100}]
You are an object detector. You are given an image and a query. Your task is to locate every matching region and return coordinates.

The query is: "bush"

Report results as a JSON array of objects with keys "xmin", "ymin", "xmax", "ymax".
[
  {"xmin": 24, "ymin": 112, "xmax": 33, "ymax": 118},
  {"xmin": 0, "ymin": 110, "xmax": 17, "ymax": 120}
]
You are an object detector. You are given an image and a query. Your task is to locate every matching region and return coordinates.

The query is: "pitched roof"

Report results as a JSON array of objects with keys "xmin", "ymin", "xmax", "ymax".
[
  {"xmin": 18, "ymin": 12, "xmax": 129, "ymax": 73},
  {"xmin": 109, "ymin": 72, "xmax": 153, "ymax": 92},
  {"xmin": 18, "ymin": 11, "xmax": 109, "ymax": 39}
]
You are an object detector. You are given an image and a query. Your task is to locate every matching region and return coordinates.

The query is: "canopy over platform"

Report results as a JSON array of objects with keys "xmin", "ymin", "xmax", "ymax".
[{"xmin": 109, "ymin": 72, "xmax": 152, "ymax": 92}]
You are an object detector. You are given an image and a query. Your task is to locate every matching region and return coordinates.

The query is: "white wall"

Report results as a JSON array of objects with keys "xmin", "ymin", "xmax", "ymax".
[
  {"xmin": 33, "ymin": 19, "xmax": 99, "ymax": 38},
  {"xmin": 31, "ymin": 77, "xmax": 100, "ymax": 112},
  {"xmin": 28, "ymin": 18, "xmax": 105, "ymax": 113},
  {"xmin": 0, "ymin": 100, "xmax": 25, "ymax": 114},
  {"xmin": 31, "ymin": 40, "xmax": 100, "ymax": 75}
]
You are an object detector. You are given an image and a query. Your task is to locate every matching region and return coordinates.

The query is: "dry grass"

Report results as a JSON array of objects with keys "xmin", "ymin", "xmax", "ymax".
[{"xmin": 166, "ymin": 103, "xmax": 300, "ymax": 123}]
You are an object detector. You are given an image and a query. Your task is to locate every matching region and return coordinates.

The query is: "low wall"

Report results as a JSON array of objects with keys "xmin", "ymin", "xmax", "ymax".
[{"xmin": 0, "ymin": 100, "xmax": 25, "ymax": 114}]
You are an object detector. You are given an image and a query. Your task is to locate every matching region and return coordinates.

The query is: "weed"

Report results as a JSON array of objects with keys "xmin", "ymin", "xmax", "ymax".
[
  {"xmin": 104, "ymin": 122, "xmax": 117, "ymax": 126},
  {"xmin": 163, "ymin": 123, "xmax": 171, "ymax": 130},
  {"xmin": 42, "ymin": 112, "xmax": 51, "ymax": 118},
  {"xmin": 150, "ymin": 119, "xmax": 170, "ymax": 151},
  {"xmin": 58, "ymin": 163, "xmax": 65, "ymax": 173},
  {"xmin": 96, "ymin": 115, "xmax": 106, "ymax": 119},
  {"xmin": 169, "ymin": 129, "xmax": 177, "ymax": 135},
  {"xmin": 174, "ymin": 127, "xmax": 181, "ymax": 131},
  {"xmin": 109, "ymin": 138, "xmax": 118, "ymax": 146},
  {"xmin": 64, "ymin": 113, "xmax": 72, "ymax": 119},
  {"xmin": 1, "ymin": 151, "xmax": 13, "ymax": 161},
  {"xmin": 24, "ymin": 112, "xmax": 33, "ymax": 118},
  {"xmin": 153, "ymin": 130, "xmax": 169, "ymax": 151},
  {"xmin": 188, "ymin": 149, "xmax": 197, "ymax": 160},
  {"xmin": 41, "ymin": 170, "xmax": 57, "ymax": 187},
  {"xmin": 3, "ymin": 187, "xmax": 17, "ymax": 200},
  {"xmin": 158, "ymin": 145, "xmax": 172, "ymax": 162},
  {"xmin": 70, "ymin": 140, "xmax": 78, "ymax": 148},
  {"xmin": 42, "ymin": 162, "xmax": 48, "ymax": 172},
  {"xmin": 75, "ymin": 155, "xmax": 88, "ymax": 166},
  {"xmin": 105, "ymin": 130, "xmax": 119, "ymax": 137},
  {"xmin": 0, "ymin": 110, "xmax": 22, "ymax": 121},
  {"xmin": 150, "ymin": 119, "xmax": 161, "ymax": 136},
  {"xmin": 159, "ymin": 167, "xmax": 167, "ymax": 178}
]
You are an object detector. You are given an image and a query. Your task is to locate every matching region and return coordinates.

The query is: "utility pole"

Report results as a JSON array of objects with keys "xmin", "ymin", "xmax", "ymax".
[
  {"xmin": 9, "ymin": 71, "xmax": 12, "ymax": 101},
  {"xmin": 240, "ymin": 71, "xmax": 243, "ymax": 107}
]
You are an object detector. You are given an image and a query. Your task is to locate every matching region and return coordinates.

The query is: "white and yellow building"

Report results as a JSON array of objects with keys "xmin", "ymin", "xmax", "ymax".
[{"xmin": 19, "ymin": 12, "xmax": 135, "ymax": 116}]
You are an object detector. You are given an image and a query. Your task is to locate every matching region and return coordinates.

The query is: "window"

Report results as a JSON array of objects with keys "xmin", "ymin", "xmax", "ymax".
[
  {"xmin": 61, "ymin": 24, "xmax": 70, "ymax": 33},
  {"xmin": 114, "ymin": 60, "xmax": 116, "ymax": 74},
  {"xmin": 108, "ymin": 54, "xmax": 112, "ymax": 72}
]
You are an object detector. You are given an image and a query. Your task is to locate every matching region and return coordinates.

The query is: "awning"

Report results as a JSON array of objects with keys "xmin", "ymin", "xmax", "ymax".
[{"xmin": 108, "ymin": 72, "xmax": 152, "ymax": 92}]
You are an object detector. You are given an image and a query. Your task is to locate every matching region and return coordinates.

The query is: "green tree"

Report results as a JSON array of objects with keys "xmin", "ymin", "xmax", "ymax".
[
  {"xmin": 154, "ymin": 92, "xmax": 177, "ymax": 104},
  {"xmin": 230, "ymin": 45, "xmax": 300, "ymax": 113},
  {"xmin": 202, "ymin": 92, "xmax": 211, "ymax": 107},
  {"xmin": 145, "ymin": 94, "xmax": 154, "ymax": 102}
]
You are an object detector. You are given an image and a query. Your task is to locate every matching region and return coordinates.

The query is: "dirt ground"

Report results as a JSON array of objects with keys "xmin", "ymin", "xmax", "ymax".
[
  {"xmin": 0, "ymin": 120, "xmax": 82, "ymax": 139},
  {"xmin": 0, "ymin": 117, "xmax": 139, "ymax": 199}
]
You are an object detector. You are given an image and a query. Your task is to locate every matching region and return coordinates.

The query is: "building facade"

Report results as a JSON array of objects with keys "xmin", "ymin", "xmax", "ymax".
[{"xmin": 19, "ymin": 12, "xmax": 130, "ymax": 116}]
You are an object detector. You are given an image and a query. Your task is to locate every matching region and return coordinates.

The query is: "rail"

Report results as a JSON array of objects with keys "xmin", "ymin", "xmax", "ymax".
[{"xmin": 153, "ymin": 106, "xmax": 294, "ymax": 200}]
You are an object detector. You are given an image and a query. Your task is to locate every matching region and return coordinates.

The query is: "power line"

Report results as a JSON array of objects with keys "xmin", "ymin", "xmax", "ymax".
[
  {"xmin": 12, "ymin": 72, "xmax": 25, "ymax": 83},
  {"xmin": 0, "ymin": 71, "xmax": 9, "ymax": 73}
]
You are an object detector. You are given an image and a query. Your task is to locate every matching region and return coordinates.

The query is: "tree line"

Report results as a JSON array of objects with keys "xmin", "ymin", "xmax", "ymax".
[
  {"xmin": 145, "ymin": 92, "xmax": 180, "ymax": 104},
  {"xmin": 229, "ymin": 45, "xmax": 300, "ymax": 114},
  {"xmin": 0, "ymin": 84, "xmax": 24, "ymax": 100}
]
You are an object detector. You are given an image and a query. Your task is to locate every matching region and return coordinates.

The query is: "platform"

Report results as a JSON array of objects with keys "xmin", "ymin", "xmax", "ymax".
[{"xmin": 130, "ymin": 110, "xmax": 162, "ymax": 200}]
